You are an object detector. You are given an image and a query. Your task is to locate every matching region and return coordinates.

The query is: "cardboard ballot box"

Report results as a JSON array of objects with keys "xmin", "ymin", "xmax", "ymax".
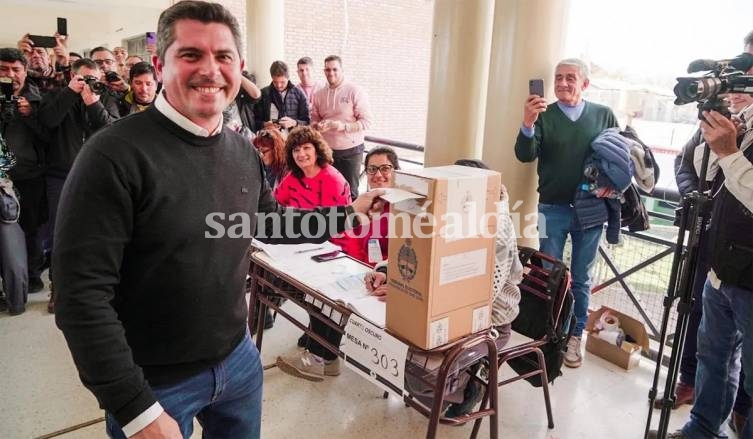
[
  {"xmin": 585, "ymin": 306, "xmax": 649, "ymax": 370},
  {"xmin": 385, "ymin": 166, "xmax": 501, "ymax": 349}
]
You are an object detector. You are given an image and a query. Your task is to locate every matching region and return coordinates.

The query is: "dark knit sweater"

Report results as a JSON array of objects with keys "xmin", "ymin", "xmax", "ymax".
[
  {"xmin": 53, "ymin": 106, "xmax": 353, "ymax": 426},
  {"xmin": 514, "ymin": 101, "xmax": 618, "ymax": 204}
]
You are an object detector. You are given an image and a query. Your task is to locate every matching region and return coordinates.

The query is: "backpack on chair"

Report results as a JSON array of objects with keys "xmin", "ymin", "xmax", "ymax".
[{"xmin": 507, "ymin": 247, "xmax": 574, "ymax": 387}]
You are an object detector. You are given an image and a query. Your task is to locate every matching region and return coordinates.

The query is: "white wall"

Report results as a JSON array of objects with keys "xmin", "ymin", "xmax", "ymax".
[{"xmin": 0, "ymin": 1, "xmax": 169, "ymax": 55}]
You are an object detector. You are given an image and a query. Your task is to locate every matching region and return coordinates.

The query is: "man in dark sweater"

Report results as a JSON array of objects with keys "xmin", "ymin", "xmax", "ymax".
[
  {"xmin": 514, "ymin": 58, "xmax": 618, "ymax": 369},
  {"xmin": 53, "ymin": 2, "xmax": 381, "ymax": 439}
]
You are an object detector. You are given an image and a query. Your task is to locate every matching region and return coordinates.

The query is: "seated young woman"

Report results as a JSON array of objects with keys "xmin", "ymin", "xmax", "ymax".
[{"xmin": 275, "ymin": 146, "xmax": 401, "ymax": 382}]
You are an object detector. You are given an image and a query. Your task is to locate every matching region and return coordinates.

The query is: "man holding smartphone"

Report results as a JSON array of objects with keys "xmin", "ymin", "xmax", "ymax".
[{"xmin": 514, "ymin": 58, "xmax": 618, "ymax": 369}]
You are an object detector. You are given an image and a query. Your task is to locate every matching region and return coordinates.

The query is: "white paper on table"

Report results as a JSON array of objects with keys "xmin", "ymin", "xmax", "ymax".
[
  {"xmin": 251, "ymin": 239, "xmax": 340, "ymax": 262},
  {"xmin": 348, "ymin": 295, "xmax": 386, "ymax": 327},
  {"xmin": 378, "ymin": 188, "xmax": 425, "ymax": 204}
]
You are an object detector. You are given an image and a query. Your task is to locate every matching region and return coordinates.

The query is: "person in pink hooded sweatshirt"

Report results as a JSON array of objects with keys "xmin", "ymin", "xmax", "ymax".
[{"xmin": 311, "ymin": 55, "xmax": 372, "ymax": 201}]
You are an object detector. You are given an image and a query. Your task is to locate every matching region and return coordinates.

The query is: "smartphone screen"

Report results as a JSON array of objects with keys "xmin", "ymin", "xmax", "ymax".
[
  {"xmin": 28, "ymin": 35, "xmax": 58, "ymax": 48},
  {"xmin": 529, "ymin": 79, "xmax": 544, "ymax": 97},
  {"xmin": 146, "ymin": 32, "xmax": 157, "ymax": 45},
  {"xmin": 57, "ymin": 17, "xmax": 68, "ymax": 36},
  {"xmin": 311, "ymin": 251, "xmax": 345, "ymax": 262}
]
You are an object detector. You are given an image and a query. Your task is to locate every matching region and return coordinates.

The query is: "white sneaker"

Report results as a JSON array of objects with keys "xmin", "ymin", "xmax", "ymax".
[{"xmin": 564, "ymin": 336, "xmax": 583, "ymax": 368}]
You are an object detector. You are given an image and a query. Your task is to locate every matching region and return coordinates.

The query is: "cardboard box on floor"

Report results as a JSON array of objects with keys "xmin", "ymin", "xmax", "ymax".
[
  {"xmin": 585, "ymin": 306, "xmax": 649, "ymax": 370},
  {"xmin": 385, "ymin": 166, "xmax": 501, "ymax": 349}
]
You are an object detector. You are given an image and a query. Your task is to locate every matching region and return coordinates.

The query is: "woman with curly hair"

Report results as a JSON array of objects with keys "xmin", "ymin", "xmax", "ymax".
[
  {"xmin": 252, "ymin": 128, "xmax": 287, "ymax": 189},
  {"xmin": 273, "ymin": 126, "xmax": 351, "ymax": 208}
]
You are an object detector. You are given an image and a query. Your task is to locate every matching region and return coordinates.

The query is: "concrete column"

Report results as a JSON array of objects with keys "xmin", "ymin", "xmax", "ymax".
[
  {"xmin": 481, "ymin": 0, "xmax": 572, "ymax": 247},
  {"xmin": 423, "ymin": 0, "xmax": 495, "ymax": 167},
  {"xmin": 245, "ymin": 0, "xmax": 284, "ymax": 86}
]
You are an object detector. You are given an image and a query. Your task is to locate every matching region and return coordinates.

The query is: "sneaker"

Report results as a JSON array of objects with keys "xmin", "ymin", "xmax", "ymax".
[
  {"xmin": 445, "ymin": 380, "xmax": 484, "ymax": 418},
  {"xmin": 653, "ymin": 381, "xmax": 694, "ymax": 410},
  {"xmin": 564, "ymin": 336, "xmax": 583, "ymax": 368},
  {"xmin": 29, "ymin": 277, "xmax": 45, "ymax": 293},
  {"xmin": 647, "ymin": 429, "xmax": 685, "ymax": 439},
  {"xmin": 276, "ymin": 351, "xmax": 325, "ymax": 382}
]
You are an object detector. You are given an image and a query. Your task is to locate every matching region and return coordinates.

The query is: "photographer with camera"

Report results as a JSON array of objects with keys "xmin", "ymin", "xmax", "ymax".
[
  {"xmin": 38, "ymin": 58, "xmax": 118, "ymax": 312},
  {"xmin": 0, "ymin": 48, "xmax": 50, "ymax": 295},
  {"xmin": 90, "ymin": 47, "xmax": 129, "ymax": 97},
  {"xmin": 651, "ymin": 79, "xmax": 753, "ymax": 439}
]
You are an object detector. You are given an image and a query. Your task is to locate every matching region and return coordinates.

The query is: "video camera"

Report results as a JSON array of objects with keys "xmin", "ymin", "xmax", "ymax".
[
  {"xmin": 0, "ymin": 78, "xmax": 19, "ymax": 123},
  {"xmin": 81, "ymin": 75, "xmax": 107, "ymax": 95},
  {"xmin": 673, "ymin": 52, "xmax": 753, "ymax": 120}
]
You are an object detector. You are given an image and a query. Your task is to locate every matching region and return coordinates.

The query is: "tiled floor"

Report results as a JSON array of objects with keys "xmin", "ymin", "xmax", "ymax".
[{"xmin": 0, "ymin": 282, "xmax": 735, "ymax": 439}]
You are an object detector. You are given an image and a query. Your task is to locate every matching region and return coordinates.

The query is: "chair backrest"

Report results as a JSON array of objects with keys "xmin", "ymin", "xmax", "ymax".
[
  {"xmin": 507, "ymin": 247, "xmax": 574, "ymax": 387},
  {"xmin": 512, "ymin": 247, "xmax": 572, "ymax": 341}
]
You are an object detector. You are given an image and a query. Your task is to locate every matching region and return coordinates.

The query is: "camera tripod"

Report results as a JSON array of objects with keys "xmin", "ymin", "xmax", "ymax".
[{"xmin": 643, "ymin": 145, "xmax": 713, "ymax": 439}]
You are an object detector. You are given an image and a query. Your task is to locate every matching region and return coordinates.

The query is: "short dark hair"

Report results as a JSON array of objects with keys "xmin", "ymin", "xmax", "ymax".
[
  {"xmin": 156, "ymin": 0, "xmax": 243, "ymax": 61},
  {"xmin": 0, "ymin": 48, "xmax": 27, "ymax": 69},
  {"xmin": 269, "ymin": 61, "xmax": 288, "ymax": 78},
  {"xmin": 365, "ymin": 146, "xmax": 400, "ymax": 170},
  {"xmin": 129, "ymin": 62, "xmax": 157, "ymax": 82},
  {"xmin": 297, "ymin": 56, "xmax": 313, "ymax": 67},
  {"xmin": 324, "ymin": 55, "xmax": 342, "ymax": 66},
  {"xmin": 90, "ymin": 47, "xmax": 114, "ymax": 58},
  {"xmin": 72, "ymin": 58, "xmax": 98, "ymax": 73},
  {"xmin": 285, "ymin": 126, "xmax": 333, "ymax": 178},
  {"xmin": 69, "ymin": 52, "xmax": 83, "ymax": 59},
  {"xmin": 745, "ymin": 30, "xmax": 753, "ymax": 49}
]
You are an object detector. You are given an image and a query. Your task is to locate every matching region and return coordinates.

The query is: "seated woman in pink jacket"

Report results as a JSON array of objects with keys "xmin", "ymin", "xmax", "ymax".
[
  {"xmin": 276, "ymin": 145, "xmax": 401, "ymax": 382},
  {"xmin": 274, "ymin": 126, "xmax": 351, "ymax": 209}
]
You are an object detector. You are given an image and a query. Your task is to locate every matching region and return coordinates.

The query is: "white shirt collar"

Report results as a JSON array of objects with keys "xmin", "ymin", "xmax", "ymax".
[{"xmin": 154, "ymin": 92, "xmax": 223, "ymax": 137}]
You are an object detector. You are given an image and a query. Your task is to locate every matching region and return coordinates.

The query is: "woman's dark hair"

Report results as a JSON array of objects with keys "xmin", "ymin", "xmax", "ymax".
[
  {"xmin": 285, "ymin": 126, "xmax": 333, "ymax": 178},
  {"xmin": 253, "ymin": 128, "xmax": 287, "ymax": 179},
  {"xmin": 365, "ymin": 146, "xmax": 400, "ymax": 170}
]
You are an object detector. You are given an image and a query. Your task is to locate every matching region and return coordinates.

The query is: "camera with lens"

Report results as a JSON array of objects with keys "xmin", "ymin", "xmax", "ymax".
[
  {"xmin": 105, "ymin": 71, "xmax": 121, "ymax": 83},
  {"xmin": 0, "ymin": 77, "xmax": 19, "ymax": 123},
  {"xmin": 81, "ymin": 75, "xmax": 107, "ymax": 95},
  {"xmin": 673, "ymin": 52, "xmax": 753, "ymax": 120}
]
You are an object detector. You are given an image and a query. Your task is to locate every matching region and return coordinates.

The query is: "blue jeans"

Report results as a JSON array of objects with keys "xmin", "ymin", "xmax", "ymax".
[
  {"xmin": 537, "ymin": 203, "xmax": 603, "ymax": 338},
  {"xmin": 682, "ymin": 280, "xmax": 753, "ymax": 439},
  {"xmin": 106, "ymin": 333, "xmax": 263, "ymax": 439}
]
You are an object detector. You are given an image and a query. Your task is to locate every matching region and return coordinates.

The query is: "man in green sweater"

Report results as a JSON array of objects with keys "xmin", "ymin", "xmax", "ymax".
[{"xmin": 514, "ymin": 58, "xmax": 618, "ymax": 369}]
